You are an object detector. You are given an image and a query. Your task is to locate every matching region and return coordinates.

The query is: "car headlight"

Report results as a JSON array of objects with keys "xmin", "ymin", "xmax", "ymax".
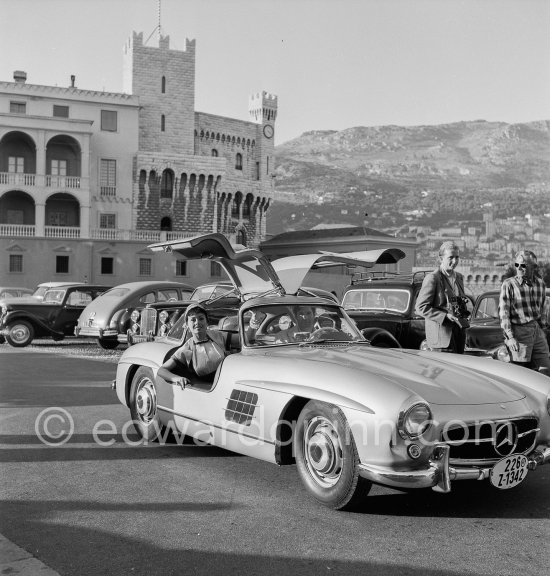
[
  {"xmin": 494, "ymin": 345, "xmax": 511, "ymax": 363},
  {"xmin": 159, "ymin": 310, "xmax": 169, "ymax": 324},
  {"xmin": 130, "ymin": 310, "xmax": 141, "ymax": 323},
  {"xmin": 398, "ymin": 403, "xmax": 432, "ymax": 439}
]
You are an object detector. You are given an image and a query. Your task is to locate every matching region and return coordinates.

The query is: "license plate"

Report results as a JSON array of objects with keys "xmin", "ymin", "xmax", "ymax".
[{"xmin": 489, "ymin": 454, "xmax": 528, "ymax": 489}]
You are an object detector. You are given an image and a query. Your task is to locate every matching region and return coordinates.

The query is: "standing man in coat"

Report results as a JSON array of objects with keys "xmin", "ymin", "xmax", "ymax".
[
  {"xmin": 499, "ymin": 250, "xmax": 550, "ymax": 375},
  {"xmin": 415, "ymin": 241, "xmax": 470, "ymax": 354}
]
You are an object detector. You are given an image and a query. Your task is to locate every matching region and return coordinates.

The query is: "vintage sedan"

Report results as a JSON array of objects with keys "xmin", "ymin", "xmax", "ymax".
[
  {"xmin": 114, "ymin": 234, "xmax": 550, "ymax": 511},
  {"xmin": 75, "ymin": 281, "xmax": 194, "ymax": 349},
  {"xmin": 466, "ymin": 288, "xmax": 550, "ymax": 362},
  {"xmin": 0, "ymin": 284, "xmax": 110, "ymax": 347},
  {"xmin": 342, "ymin": 271, "xmax": 474, "ymax": 349}
]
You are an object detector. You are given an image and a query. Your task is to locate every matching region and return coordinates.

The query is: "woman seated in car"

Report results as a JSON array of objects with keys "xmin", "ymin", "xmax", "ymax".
[{"xmin": 157, "ymin": 304, "xmax": 228, "ymax": 388}]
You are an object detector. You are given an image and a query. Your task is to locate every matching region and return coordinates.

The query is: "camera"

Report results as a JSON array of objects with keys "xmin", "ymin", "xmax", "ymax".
[{"xmin": 449, "ymin": 296, "xmax": 470, "ymax": 319}]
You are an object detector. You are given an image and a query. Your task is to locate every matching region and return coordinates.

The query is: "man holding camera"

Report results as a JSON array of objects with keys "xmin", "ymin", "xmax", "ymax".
[
  {"xmin": 499, "ymin": 250, "xmax": 550, "ymax": 375},
  {"xmin": 415, "ymin": 241, "xmax": 470, "ymax": 354}
]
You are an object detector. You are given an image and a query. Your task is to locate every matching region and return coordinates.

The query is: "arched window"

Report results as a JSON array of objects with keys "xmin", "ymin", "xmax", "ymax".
[
  {"xmin": 160, "ymin": 169, "xmax": 174, "ymax": 199},
  {"xmin": 161, "ymin": 76, "xmax": 166, "ymax": 93},
  {"xmin": 243, "ymin": 193, "xmax": 254, "ymax": 218},
  {"xmin": 161, "ymin": 114, "xmax": 165, "ymax": 132},
  {"xmin": 235, "ymin": 153, "xmax": 242, "ymax": 170},
  {"xmin": 236, "ymin": 229, "xmax": 247, "ymax": 246},
  {"xmin": 211, "ymin": 149, "xmax": 218, "ymax": 157},
  {"xmin": 232, "ymin": 192, "xmax": 242, "ymax": 217},
  {"xmin": 160, "ymin": 217, "xmax": 172, "ymax": 231}
]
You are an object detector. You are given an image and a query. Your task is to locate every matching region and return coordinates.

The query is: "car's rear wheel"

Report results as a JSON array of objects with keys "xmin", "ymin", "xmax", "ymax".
[
  {"xmin": 294, "ymin": 400, "xmax": 372, "ymax": 510},
  {"xmin": 5, "ymin": 320, "xmax": 34, "ymax": 347},
  {"xmin": 129, "ymin": 367, "xmax": 165, "ymax": 442},
  {"xmin": 97, "ymin": 337, "xmax": 119, "ymax": 349}
]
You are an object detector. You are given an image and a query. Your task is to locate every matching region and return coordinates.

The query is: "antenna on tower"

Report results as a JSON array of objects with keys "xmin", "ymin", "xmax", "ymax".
[{"xmin": 144, "ymin": 0, "xmax": 162, "ymax": 45}]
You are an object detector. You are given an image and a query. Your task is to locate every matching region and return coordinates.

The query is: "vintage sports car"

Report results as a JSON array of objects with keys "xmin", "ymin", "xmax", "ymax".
[
  {"xmin": 0, "ymin": 284, "xmax": 110, "ymax": 347},
  {"xmin": 466, "ymin": 288, "xmax": 550, "ymax": 362},
  {"xmin": 75, "ymin": 281, "xmax": 194, "ymax": 349},
  {"xmin": 114, "ymin": 234, "xmax": 550, "ymax": 510}
]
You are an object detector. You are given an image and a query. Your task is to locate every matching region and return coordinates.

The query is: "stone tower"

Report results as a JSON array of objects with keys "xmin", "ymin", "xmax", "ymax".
[{"xmin": 123, "ymin": 31, "xmax": 196, "ymax": 154}]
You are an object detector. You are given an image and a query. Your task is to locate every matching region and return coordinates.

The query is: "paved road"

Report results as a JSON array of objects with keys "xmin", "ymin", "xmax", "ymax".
[{"xmin": 1, "ymin": 346, "xmax": 549, "ymax": 575}]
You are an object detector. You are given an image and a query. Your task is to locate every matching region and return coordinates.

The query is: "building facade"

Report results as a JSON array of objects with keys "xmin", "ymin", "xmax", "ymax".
[{"xmin": 0, "ymin": 32, "xmax": 276, "ymax": 289}]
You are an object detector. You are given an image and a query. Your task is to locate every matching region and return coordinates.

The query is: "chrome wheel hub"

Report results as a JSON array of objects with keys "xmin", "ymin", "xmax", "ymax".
[
  {"xmin": 303, "ymin": 416, "xmax": 343, "ymax": 487},
  {"xmin": 135, "ymin": 380, "xmax": 157, "ymax": 424},
  {"xmin": 11, "ymin": 324, "xmax": 30, "ymax": 344}
]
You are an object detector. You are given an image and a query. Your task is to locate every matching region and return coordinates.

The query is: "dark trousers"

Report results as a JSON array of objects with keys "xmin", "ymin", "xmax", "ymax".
[{"xmin": 431, "ymin": 325, "xmax": 466, "ymax": 354}]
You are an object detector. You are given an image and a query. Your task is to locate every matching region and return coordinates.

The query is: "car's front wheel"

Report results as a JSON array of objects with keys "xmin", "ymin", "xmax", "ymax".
[
  {"xmin": 129, "ymin": 367, "xmax": 164, "ymax": 442},
  {"xmin": 97, "ymin": 337, "xmax": 119, "ymax": 350},
  {"xmin": 5, "ymin": 320, "xmax": 35, "ymax": 347},
  {"xmin": 294, "ymin": 400, "xmax": 372, "ymax": 510}
]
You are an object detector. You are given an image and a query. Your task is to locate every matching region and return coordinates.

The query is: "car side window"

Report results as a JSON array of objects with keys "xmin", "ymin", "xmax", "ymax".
[
  {"xmin": 475, "ymin": 296, "xmax": 498, "ymax": 319},
  {"xmin": 158, "ymin": 289, "xmax": 179, "ymax": 302}
]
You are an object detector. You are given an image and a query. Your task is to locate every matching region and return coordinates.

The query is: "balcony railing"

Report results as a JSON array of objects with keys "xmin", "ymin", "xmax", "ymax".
[
  {"xmin": 45, "ymin": 175, "xmax": 81, "ymax": 188},
  {"xmin": 0, "ymin": 172, "xmax": 87, "ymax": 190},
  {"xmin": 44, "ymin": 226, "xmax": 81, "ymax": 238},
  {"xmin": 91, "ymin": 229, "xmax": 163, "ymax": 241},
  {"xmin": 0, "ymin": 223, "xmax": 35, "ymax": 236},
  {"xmin": 0, "ymin": 225, "xmax": 189, "ymax": 242}
]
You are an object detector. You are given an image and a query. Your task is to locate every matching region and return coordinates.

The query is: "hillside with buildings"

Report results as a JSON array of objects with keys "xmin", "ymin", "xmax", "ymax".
[{"xmin": 268, "ymin": 120, "xmax": 550, "ymax": 285}]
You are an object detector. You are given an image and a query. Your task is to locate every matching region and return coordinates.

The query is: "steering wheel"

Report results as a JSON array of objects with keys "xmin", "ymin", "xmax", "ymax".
[{"xmin": 307, "ymin": 327, "xmax": 351, "ymax": 342}]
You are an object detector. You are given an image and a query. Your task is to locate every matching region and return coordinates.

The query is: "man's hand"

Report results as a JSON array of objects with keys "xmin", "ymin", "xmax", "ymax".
[
  {"xmin": 446, "ymin": 312, "xmax": 462, "ymax": 327},
  {"xmin": 506, "ymin": 336, "xmax": 519, "ymax": 352}
]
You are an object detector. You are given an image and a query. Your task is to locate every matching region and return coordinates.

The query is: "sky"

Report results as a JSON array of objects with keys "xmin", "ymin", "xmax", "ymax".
[{"xmin": 1, "ymin": 0, "xmax": 549, "ymax": 145}]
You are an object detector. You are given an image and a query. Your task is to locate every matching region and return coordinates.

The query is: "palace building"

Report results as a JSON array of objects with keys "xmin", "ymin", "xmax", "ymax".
[{"xmin": 0, "ymin": 31, "xmax": 276, "ymax": 288}]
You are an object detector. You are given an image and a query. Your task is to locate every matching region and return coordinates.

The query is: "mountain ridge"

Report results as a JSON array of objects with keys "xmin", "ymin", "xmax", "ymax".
[{"xmin": 268, "ymin": 119, "xmax": 550, "ymax": 235}]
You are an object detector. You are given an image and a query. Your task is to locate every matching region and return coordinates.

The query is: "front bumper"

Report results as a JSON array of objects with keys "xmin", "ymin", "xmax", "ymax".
[
  {"xmin": 358, "ymin": 444, "xmax": 550, "ymax": 493},
  {"xmin": 75, "ymin": 326, "xmax": 117, "ymax": 338}
]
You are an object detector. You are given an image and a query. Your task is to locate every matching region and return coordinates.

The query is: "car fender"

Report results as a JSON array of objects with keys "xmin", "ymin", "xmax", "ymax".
[
  {"xmin": 2, "ymin": 310, "xmax": 63, "ymax": 338},
  {"xmin": 116, "ymin": 341, "xmax": 179, "ymax": 405}
]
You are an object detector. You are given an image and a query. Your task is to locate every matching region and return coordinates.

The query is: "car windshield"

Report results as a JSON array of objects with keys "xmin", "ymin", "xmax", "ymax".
[
  {"xmin": 243, "ymin": 303, "xmax": 365, "ymax": 347},
  {"xmin": 32, "ymin": 286, "xmax": 49, "ymax": 299},
  {"xmin": 191, "ymin": 285, "xmax": 233, "ymax": 302},
  {"xmin": 42, "ymin": 289, "xmax": 66, "ymax": 304},
  {"xmin": 342, "ymin": 289, "xmax": 410, "ymax": 313}
]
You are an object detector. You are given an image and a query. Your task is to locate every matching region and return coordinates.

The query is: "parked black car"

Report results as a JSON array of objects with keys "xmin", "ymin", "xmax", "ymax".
[
  {"xmin": 341, "ymin": 271, "xmax": 474, "ymax": 349},
  {"xmin": 466, "ymin": 288, "xmax": 550, "ymax": 361},
  {"xmin": 0, "ymin": 284, "xmax": 110, "ymax": 347}
]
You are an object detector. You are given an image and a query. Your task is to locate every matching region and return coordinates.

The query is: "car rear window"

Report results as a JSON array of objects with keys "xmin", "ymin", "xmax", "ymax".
[{"xmin": 342, "ymin": 289, "xmax": 410, "ymax": 313}]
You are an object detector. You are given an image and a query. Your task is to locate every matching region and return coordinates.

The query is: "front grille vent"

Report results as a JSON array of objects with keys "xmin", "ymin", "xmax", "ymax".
[{"xmin": 442, "ymin": 417, "xmax": 539, "ymax": 463}]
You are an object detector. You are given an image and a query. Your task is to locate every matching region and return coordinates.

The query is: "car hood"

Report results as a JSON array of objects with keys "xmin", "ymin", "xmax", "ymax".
[{"xmin": 266, "ymin": 344, "xmax": 525, "ymax": 405}]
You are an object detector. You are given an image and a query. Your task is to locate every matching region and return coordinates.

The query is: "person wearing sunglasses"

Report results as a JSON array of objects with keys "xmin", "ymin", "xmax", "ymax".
[{"xmin": 499, "ymin": 250, "xmax": 550, "ymax": 375}]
